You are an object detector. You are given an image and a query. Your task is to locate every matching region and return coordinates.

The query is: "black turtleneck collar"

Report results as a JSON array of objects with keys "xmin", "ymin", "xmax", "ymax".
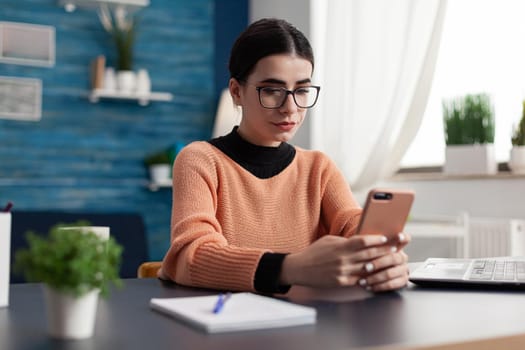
[{"xmin": 208, "ymin": 126, "xmax": 296, "ymax": 179}]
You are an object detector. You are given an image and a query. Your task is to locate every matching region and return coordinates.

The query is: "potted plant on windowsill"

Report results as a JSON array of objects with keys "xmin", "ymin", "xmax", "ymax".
[
  {"xmin": 443, "ymin": 93, "xmax": 497, "ymax": 175},
  {"xmin": 144, "ymin": 149, "xmax": 172, "ymax": 185},
  {"xmin": 14, "ymin": 222, "xmax": 123, "ymax": 339},
  {"xmin": 509, "ymin": 100, "xmax": 525, "ymax": 174}
]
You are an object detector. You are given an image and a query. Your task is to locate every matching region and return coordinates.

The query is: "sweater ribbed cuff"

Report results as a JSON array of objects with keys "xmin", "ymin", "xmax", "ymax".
[{"xmin": 254, "ymin": 252, "xmax": 291, "ymax": 294}]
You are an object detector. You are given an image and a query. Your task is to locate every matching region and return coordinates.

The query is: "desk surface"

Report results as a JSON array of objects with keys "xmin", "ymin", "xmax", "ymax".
[{"xmin": 2, "ymin": 278, "xmax": 525, "ymax": 350}]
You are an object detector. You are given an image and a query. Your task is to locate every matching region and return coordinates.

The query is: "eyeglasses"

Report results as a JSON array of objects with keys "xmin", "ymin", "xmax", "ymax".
[{"xmin": 255, "ymin": 86, "xmax": 321, "ymax": 109}]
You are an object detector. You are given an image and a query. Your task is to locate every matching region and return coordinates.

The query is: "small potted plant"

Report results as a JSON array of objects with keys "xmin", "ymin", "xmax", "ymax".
[
  {"xmin": 14, "ymin": 222, "xmax": 123, "ymax": 339},
  {"xmin": 443, "ymin": 93, "xmax": 497, "ymax": 174},
  {"xmin": 144, "ymin": 149, "xmax": 172, "ymax": 184},
  {"xmin": 98, "ymin": 4, "xmax": 138, "ymax": 93},
  {"xmin": 509, "ymin": 100, "xmax": 525, "ymax": 174}
]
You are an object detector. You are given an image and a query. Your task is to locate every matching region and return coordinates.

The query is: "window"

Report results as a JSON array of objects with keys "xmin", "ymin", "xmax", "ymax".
[{"xmin": 401, "ymin": 0, "xmax": 525, "ymax": 167}]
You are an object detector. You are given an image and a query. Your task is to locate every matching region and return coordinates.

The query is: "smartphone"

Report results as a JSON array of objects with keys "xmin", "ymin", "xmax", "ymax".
[{"xmin": 356, "ymin": 188, "xmax": 415, "ymax": 239}]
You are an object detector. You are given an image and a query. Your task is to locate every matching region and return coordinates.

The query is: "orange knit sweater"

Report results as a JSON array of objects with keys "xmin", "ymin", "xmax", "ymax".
[{"xmin": 160, "ymin": 141, "xmax": 363, "ymax": 291}]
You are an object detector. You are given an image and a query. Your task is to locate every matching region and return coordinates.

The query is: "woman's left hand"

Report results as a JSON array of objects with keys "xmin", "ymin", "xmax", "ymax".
[{"xmin": 357, "ymin": 232, "xmax": 411, "ymax": 292}]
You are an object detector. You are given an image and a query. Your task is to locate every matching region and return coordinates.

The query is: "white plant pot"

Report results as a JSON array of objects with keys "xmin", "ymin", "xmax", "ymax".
[
  {"xmin": 509, "ymin": 146, "xmax": 525, "ymax": 174},
  {"xmin": 444, "ymin": 144, "xmax": 497, "ymax": 175},
  {"xmin": 117, "ymin": 70, "xmax": 136, "ymax": 93},
  {"xmin": 43, "ymin": 286, "xmax": 100, "ymax": 339},
  {"xmin": 103, "ymin": 67, "xmax": 117, "ymax": 92},
  {"xmin": 149, "ymin": 164, "xmax": 171, "ymax": 183}
]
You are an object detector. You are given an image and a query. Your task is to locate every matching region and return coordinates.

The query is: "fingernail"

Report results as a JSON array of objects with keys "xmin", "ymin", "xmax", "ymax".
[
  {"xmin": 359, "ymin": 278, "xmax": 367, "ymax": 286},
  {"xmin": 398, "ymin": 233, "xmax": 405, "ymax": 242},
  {"xmin": 391, "ymin": 246, "xmax": 398, "ymax": 253},
  {"xmin": 365, "ymin": 262, "xmax": 374, "ymax": 273}
]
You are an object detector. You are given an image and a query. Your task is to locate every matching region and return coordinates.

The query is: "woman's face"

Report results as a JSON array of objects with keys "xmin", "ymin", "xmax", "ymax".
[{"xmin": 230, "ymin": 54, "xmax": 314, "ymax": 147}]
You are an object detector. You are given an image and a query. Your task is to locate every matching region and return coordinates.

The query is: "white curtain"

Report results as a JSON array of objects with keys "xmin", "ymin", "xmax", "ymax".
[{"xmin": 311, "ymin": 0, "xmax": 447, "ymax": 190}]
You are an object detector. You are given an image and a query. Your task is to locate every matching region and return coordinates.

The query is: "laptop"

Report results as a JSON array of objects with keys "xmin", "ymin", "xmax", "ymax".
[{"xmin": 409, "ymin": 257, "xmax": 525, "ymax": 290}]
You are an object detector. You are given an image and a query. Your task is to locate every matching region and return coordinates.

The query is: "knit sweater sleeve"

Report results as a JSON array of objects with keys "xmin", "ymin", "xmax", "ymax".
[
  {"xmin": 160, "ymin": 143, "xmax": 268, "ymax": 292},
  {"xmin": 318, "ymin": 154, "xmax": 363, "ymax": 238}
]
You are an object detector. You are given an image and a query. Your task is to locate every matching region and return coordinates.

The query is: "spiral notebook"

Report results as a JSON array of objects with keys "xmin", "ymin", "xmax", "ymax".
[{"xmin": 150, "ymin": 292, "xmax": 316, "ymax": 333}]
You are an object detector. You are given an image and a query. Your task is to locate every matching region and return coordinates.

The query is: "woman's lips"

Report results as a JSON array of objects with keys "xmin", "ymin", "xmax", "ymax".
[{"xmin": 273, "ymin": 122, "xmax": 296, "ymax": 131}]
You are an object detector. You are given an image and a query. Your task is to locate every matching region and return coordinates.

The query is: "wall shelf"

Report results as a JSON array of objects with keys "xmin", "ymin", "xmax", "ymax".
[
  {"xmin": 89, "ymin": 89, "xmax": 173, "ymax": 106},
  {"xmin": 147, "ymin": 178, "xmax": 172, "ymax": 191},
  {"xmin": 58, "ymin": 0, "xmax": 149, "ymax": 12}
]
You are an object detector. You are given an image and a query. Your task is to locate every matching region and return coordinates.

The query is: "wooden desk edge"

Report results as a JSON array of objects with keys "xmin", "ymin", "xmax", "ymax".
[{"xmin": 369, "ymin": 332, "xmax": 525, "ymax": 350}]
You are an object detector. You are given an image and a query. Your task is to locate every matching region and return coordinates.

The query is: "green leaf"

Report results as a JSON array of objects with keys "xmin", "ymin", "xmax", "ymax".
[
  {"xmin": 511, "ymin": 100, "xmax": 525, "ymax": 146},
  {"xmin": 443, "ymin": 93, "xmax": 495, "ymax": 145}
]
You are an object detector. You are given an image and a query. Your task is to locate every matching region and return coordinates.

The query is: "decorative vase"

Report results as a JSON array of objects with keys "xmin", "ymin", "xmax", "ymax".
[
  {"xmin": 103, "ymin": 67, "xmax": 117, "ymax": 92},
  {"xmin": 117, "ymin": 70, "xmax": 136, "ymax": 94},
  {"xmin": 149, "ymin": 164, "xmax": 171, "ymax": 184},
  {"xmin": 43, "ymin": 286, "xmax": 100, "ymax": 339},
  {"xmin": 509, "ymin": 146, "xmax": 525, "ymax": 174},
  {"xmin": 136, "ymin": 69, "xmax": 151, "ymax": 95}
]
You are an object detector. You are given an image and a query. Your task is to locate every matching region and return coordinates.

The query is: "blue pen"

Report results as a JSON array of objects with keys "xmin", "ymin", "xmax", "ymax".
[{"xmin": 213, "ymin": 292, "xmax": 232, "ymax": 314}]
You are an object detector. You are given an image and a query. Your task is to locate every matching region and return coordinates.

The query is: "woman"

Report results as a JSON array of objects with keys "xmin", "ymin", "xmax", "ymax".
[{"xmin": 159, "ymin": 18, "xmax": 410, "ymax": 294}]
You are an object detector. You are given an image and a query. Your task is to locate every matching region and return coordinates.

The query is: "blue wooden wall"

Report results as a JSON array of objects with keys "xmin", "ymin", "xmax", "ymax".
[{"xmin": 0, "ymin": 0, "xmax": 247, "ymax": 260}]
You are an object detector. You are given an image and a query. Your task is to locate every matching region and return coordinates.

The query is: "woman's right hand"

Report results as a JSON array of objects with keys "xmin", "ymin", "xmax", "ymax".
[{"xmin": 280, "ymin": 234, "xmax": 397, "ymax": 288}]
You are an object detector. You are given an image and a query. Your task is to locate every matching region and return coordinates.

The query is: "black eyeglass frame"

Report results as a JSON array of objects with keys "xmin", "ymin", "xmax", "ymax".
[{"xmin": 255, "ymin": 86, "xmax": 321, "ymax": 109}]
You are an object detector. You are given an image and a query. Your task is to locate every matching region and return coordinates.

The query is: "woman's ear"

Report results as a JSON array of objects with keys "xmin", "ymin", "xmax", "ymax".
[{"xmin": 229, "ymin": 78, "xmax": 242, "ymax": 106}]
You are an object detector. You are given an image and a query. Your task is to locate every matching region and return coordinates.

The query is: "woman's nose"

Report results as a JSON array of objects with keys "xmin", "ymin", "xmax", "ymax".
[{"xmin": 280, "ymin": 93, "xmax": 298, "ymax": 113}]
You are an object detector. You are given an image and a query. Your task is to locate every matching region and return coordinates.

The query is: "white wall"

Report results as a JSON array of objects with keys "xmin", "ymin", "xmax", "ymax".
[
  {"xmin": 250, "ymin": 0, "xmax": 312, "ymax": 38},
  {"xmin": 354, "ymin": 177, "xmax": 525, "ymax": 221}
]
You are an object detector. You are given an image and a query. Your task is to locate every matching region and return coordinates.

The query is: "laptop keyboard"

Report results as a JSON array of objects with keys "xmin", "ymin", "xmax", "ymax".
[{"xmin": 468, "ymin": 260, "xmax": 525, "ymax": 282}]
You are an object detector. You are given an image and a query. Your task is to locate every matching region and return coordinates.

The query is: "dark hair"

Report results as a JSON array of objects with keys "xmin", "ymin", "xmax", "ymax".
[{"xmin": 228, "ymin": 18, "xmax": 314, "ymax": 82}]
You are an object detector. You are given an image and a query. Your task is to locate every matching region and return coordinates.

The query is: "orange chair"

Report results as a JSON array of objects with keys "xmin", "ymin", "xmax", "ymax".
[{"xmin": 137, "ymin": 261, "xmax": 162, "ymax": 278}]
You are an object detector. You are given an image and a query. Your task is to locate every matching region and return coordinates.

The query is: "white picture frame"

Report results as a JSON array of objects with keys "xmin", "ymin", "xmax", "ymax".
[
  {"xmin": 0, "ymin": 21, "xmax": 55, "ymax": 67},
  {"xmin": 0, "ymin": 76, "xmax": 42, "ymax": 121}
]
